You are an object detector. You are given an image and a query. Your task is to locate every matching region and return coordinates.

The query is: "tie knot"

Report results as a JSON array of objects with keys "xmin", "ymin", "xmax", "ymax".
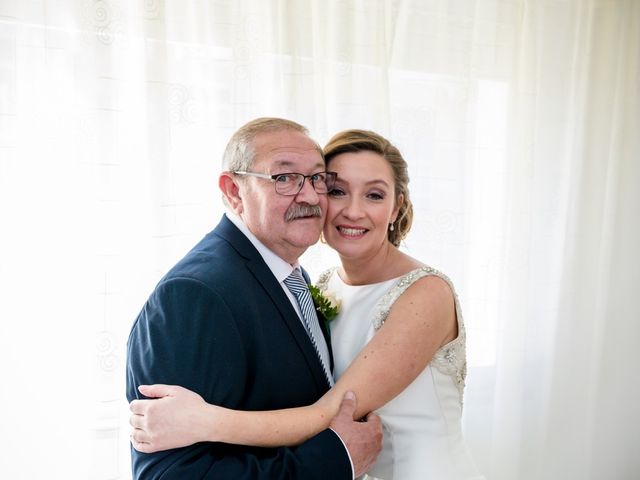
[{"xmin": 284, "ymin": 269, "xmax": 308, "ymax": 294}]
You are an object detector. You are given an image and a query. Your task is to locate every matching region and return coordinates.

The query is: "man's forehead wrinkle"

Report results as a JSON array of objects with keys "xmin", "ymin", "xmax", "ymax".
[
  {"xmin": 266, "ymin": 146, "xmax": 321, "ymax": 155},
  {"xmin": 265, "ymin": 149, "xmax": 324, "ymax": 168}
]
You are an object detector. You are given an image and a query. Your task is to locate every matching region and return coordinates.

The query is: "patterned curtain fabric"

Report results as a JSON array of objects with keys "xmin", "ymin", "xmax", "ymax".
[{"xmin": 0, "ymin": 1, "xmax": 637, "ymax": 479}]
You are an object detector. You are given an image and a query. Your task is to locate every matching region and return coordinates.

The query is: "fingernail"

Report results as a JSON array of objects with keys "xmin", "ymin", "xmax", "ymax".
[{"xmin": 345, "ymin": 391, "xmax": 355, "ymax": 400}]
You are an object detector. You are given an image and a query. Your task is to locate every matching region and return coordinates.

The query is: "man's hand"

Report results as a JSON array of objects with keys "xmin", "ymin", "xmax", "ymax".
[
  {"xmin": 129, "ymin": 384, "xmax": 212, "ymax": 453},
  {"xmin": 329, "ymin": 391, "xmax": 383, "ymax": 478}
]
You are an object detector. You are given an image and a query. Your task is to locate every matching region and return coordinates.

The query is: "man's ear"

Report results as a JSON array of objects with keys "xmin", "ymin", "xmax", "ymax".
[{"xmin": 219, "ymin": 172, "xmax": 243, "ymax": 214}]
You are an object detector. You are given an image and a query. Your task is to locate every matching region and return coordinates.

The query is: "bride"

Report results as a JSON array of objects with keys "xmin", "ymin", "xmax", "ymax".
[{"xmin": 130, "ymin": 129, "xmax": 485, "ymax": 480}]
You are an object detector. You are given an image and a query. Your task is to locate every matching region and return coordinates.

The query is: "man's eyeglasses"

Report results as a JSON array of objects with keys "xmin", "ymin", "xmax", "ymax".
[{"xmin": 233, "ymin": 171, "xmax": 337, "ymax": 196}]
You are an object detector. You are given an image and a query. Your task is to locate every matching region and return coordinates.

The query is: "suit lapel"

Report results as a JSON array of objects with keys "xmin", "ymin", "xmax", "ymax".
[{"xmin": 214, "ymin": 216, "xmax": 331, "ymax": 389}]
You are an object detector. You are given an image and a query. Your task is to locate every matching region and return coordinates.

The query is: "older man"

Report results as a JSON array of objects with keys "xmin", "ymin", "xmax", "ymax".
[{"xmin": 126, "ymin": 118, "xmax": 382, "ymax": 479}]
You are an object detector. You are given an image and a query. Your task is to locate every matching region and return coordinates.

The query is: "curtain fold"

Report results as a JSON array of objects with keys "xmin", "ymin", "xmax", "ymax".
[{"xmin": 0, "ymin": 1, "xmax": 637, "ymax": 479}]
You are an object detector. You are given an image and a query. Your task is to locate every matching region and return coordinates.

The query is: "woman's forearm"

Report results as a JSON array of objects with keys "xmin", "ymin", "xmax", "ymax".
[{"xmin": 206, "ymin": 401, "xmax": 336, "ymax": 447}]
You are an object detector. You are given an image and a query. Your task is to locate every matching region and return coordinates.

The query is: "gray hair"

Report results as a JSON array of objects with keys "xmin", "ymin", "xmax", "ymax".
[{"xmin": 222, "ymin": 117, "xmax": 321, "ymax": 172}]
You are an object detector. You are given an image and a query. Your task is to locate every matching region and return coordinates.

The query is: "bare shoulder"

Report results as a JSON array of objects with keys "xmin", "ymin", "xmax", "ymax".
[
  {"xmin": 392, "ymin": 255, "xmax": 455, "ymax": 303},
  {"xmin": 384, "ymin": 269, "xmax": 456, "ymax": 339},
  {"xmin": 396, "ymin": 269, "xmax": 454, "ymax": 308}
]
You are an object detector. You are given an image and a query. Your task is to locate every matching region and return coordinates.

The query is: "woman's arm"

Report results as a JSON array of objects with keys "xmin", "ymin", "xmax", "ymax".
[
  {"xmin": 130, "ymin": 275, "xmax": 457, "ymax": 452},
  {"xmin": 129, "ymin": 384, "xmax": 332, "ymax": 452},
  {"xmin": 324, "ymin": 274, "xmax": 458, "ymax": 418}
]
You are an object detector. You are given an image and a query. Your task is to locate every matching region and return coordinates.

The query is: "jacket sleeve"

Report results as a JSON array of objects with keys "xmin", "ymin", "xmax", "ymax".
[{"xmin": 126, "ymin": 277, "xmax": 352, "ymax": 480}]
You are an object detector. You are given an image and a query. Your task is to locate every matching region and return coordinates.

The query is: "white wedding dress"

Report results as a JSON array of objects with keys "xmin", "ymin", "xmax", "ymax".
[{"xmin": 317, "ymin": 266, "xmax": 485, "ymax": 480}]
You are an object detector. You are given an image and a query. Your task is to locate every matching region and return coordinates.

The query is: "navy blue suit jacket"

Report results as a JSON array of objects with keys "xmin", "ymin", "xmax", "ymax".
[{"xmin": 126, "ymin": 215, "xmax": 350, "ymax": 479}]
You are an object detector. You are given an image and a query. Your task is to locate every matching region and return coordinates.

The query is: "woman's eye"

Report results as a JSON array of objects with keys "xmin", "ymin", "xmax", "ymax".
[
  {"xmin": 367, "ymin": 192, "xmax": 385, "ymax": 200},
  {"xmin": 328, "ymin": 188, "xmax": 345, "ymax": 196}
]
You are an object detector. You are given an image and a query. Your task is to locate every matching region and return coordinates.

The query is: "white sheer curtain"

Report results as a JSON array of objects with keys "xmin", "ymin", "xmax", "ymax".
[{"xmin": 1, "ymin": 1, "xmax": 637, "ymax": 479}]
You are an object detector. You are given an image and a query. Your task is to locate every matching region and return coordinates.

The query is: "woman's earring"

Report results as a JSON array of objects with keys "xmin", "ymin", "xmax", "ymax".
[{"xmin": 389, "ymin": 222, "xmax": 395, "ymax": 231}]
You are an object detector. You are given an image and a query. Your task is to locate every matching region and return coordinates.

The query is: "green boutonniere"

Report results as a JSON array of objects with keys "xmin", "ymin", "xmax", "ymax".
[{"xmin": 309, "ymin": 284, "xmax": 342, "ymax": 321}]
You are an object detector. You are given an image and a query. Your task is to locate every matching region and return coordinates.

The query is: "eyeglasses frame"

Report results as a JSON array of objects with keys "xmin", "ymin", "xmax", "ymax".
[{"xmin": 232, "ymin": 170, "xmax": 337, "ymax": 196}]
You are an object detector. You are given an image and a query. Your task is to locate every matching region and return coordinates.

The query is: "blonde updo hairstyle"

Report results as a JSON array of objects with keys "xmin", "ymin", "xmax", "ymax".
[{"xmin": 323, "ymin": 130, "xmax": 413, "ymax": 247}]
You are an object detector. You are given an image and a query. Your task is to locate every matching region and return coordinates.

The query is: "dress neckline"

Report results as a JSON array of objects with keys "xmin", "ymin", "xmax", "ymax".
[
  {"xmin": 335, "ymin": 266, "xmax": 427, "ymax": 288},
  {"xmin": 335, "ymin": 271, "xmax": 404, "ymax": 288}
]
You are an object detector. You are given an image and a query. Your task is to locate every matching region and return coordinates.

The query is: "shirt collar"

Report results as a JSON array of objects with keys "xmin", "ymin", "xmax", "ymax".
[{"xmin": 225, "ymin": 212, "xmax": 299, "ymax": 282}]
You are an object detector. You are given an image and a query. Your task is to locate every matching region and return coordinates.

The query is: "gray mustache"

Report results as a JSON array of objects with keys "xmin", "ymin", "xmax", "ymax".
[{"xmin": 285, "ymin": 204, "xmax": 323, "ymax": 222}]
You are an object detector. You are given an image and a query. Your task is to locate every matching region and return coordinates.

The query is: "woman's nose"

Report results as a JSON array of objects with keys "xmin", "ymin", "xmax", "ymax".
[{"xmin": 342, "ymin": 197, "xmax": 365, "ymax": 219}]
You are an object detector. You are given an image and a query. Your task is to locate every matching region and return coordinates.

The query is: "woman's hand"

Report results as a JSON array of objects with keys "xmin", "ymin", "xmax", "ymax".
[{"xmin": 129, "ymin": 384, "xmax": 216, "ymax": 453}]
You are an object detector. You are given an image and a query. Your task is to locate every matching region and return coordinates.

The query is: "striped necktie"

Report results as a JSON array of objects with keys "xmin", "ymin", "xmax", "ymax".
[{"xmin": 284, "ymin": 269, "xmax": 334, "ymax": 386}]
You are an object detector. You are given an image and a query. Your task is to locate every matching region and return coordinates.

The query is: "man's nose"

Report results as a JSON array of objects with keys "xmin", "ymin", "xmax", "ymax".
[{"xmin": 294, "ymin": 176, "xmax": 321, "ymax": 203}]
